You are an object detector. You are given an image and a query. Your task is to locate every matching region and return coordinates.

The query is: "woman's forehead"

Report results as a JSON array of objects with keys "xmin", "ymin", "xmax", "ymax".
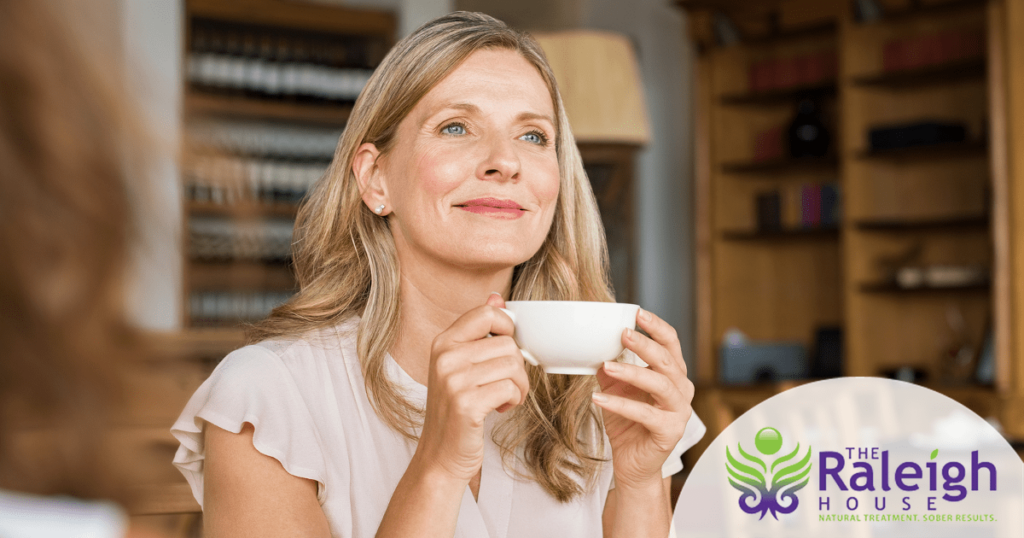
[{"xmin": 414, "ymin": 48, "xmax": 555, "ymax": 122}]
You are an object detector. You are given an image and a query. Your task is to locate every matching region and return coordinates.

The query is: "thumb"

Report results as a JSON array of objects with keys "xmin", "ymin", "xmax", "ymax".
[{"xmin": 486, "ymin": 292, "xmax": 506, "ymax": 308}]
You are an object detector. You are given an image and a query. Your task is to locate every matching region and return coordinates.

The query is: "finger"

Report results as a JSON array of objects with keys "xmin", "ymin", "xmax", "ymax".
[
  {"xmin": 440, "ymin": 304, "xmax": 515, "ymax": 346},
  {"xmin": 635, "ymin": 308, "xmax": 685, "ymax": 372},
  {"xmin": 474, "ymin": 378, "xmax": 524, "ymax": 413},
  {"xmin": 591, "ymin": 392, "xmax": 680, "ymax": 449},
  {"xmin": 485, "ymin": 292, "xmax": 506, "ymax": 309},
  {"xmin": 471, "ymin": 353, "xmax": 530, "ymax": 404},
  {"xmin": 601, "ymin": 361, "xmax": 685, "ymax": 411},
  {"xmin": 622, "ymin": 327, "xmax": 681, "ymax": 379}
]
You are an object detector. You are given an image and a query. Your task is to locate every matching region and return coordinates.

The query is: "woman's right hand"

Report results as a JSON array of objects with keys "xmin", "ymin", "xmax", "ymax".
[{"xmin": 413, "ymin": 293, "xmax": 530, "ymax": 483}]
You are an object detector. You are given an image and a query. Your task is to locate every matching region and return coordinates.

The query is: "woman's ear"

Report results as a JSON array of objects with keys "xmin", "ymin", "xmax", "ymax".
[{"xmin": 353, "ymin": 142, "xmax": 389, "ymax": 215}]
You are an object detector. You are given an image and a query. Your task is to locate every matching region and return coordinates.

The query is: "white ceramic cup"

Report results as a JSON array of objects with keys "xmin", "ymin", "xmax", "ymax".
[{"xmin": 499, "ymin": 301, "xmax": 640, "ymax": 375}]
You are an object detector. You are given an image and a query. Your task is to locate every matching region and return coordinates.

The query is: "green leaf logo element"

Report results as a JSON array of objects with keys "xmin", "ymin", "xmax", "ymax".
[
  {"xmin": 726, "ymin": 445, "xmax": 766, "ymax": 488},
  {"xmin": 931, "ymin": 449, "xmax": 939, "ymax": 460}
]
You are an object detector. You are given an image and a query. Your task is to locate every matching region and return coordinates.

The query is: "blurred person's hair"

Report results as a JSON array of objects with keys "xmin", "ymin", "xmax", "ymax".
[
  {"xmin": 249, "ymin": 11, "xmax": 614, "ymax": 502},
  {"xmin": 0, "ymin": 0, "xmax": 149, "ymax": 504}
]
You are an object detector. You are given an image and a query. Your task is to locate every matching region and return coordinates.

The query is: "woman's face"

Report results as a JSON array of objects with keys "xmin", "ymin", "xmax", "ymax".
[{"xmin": 374, "ymin": 48, "xmax": 560, "ymax": 272}]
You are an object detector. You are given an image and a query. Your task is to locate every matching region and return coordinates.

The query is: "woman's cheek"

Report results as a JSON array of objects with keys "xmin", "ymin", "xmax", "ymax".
[{"xmin": 415, "ymin": 150, "xmax": 471, "ymax": 196}]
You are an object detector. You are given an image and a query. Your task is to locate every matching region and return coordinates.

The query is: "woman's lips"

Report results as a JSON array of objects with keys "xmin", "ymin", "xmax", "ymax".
[{"xmin": 455, "ymin": 197, "xmax": 525, "ymax": 218}]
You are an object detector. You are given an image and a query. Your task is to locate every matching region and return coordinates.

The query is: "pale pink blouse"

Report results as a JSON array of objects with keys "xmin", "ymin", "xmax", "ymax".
[{"xmin": 172, "ymin": 317, "xmax": 705, "ymax": 538}]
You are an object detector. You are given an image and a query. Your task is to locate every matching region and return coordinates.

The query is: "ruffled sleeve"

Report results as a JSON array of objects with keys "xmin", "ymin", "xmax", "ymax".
[{"xmin": 171, "ymin": 344, "xmax": 328, "ymax": 508}]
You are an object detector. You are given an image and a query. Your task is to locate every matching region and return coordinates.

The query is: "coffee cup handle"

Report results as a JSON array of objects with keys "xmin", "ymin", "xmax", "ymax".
[{"xmin": 498, "ymin": 308, "xmax": 540, "ymax": 367}]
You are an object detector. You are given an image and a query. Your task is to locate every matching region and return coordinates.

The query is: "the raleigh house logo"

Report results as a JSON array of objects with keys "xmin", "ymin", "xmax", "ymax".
[{"xmin": 725, "ymin": 427, "xmax": 814, "ymax": 520}]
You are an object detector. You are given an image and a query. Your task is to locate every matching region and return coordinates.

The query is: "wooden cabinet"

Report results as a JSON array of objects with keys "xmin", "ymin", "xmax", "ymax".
[{"xmin": 682, "ymin": 0, "xmax": 1024, "ymax": 469}]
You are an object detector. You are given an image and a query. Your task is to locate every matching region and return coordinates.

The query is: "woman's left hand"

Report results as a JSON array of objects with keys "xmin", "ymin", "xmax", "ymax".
[{"xmin": 592, "ymin": 308, "xmax": 695, "ymax": 491}]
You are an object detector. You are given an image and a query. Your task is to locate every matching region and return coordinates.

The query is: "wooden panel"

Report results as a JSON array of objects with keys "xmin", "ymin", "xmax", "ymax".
[
  {"xmin": 988, "ymin": 0, "xmax": 1014, "ymax": 398},
  {"xmin": 713, "ymin": 240, "xmax": 843, "ymax": 352},
  {"xmin": 848, "ymin": 292, "xmax": 990, "ymax": 378},
  {"xmin": 188, "ymin": 0, "xmax": 395, "ymax": 38},
  {"xmin": 845, "ymin": 158, "xmax": 989, "ymax": 221},
  {"xmin": 695, "ymin": 56, "xmax": 716, "ymax": 384},
  {"xmin": 1005, "ymin": 0, "xmax": 1024, "ymax": 409}
]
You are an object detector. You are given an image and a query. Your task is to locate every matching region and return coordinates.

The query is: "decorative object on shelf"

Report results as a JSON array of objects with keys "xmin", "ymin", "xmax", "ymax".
[
  {"xmin": 787, "ymin": 99, "xmax": 831, "ymax": 158},
  {"xmin": 894, "ymin": 264, "xmax": 989, "ymax": 290},
  {"xmin": 939, "ymin": 305, "xmax": 980, "ymax": 385},
  {"xmin": 719, "ymin": 329, "xmax": 809, "ymax": 384},
  {"xmin": 882, "ymin": 28, "xmax": 984, "ymax": 74},
  {"xmin": 867, "ymin": 120, "xmax": 968, "ymax": 151},
  {"xmin": 853, "ymin": 0, "xmax": 883, "ymax": 23},
  {"xmin": 747, "ymin": 50, "xmax": 837, "ymax": 94},
  {"xmin": 883, "ymin": 366, "xmax": 929, "ymax": 384},
  {"xmin": 975, "ymin": 329, "xmax": 994, "ymax": 385},
  {"xmin": 810, "ymin": 326, "xmax": 843, "ymax": 378}
]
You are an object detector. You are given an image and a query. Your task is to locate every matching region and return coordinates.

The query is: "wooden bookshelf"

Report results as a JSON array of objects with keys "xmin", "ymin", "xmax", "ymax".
[
  {"xmin": 180, "ymin": 0, "xmax": 394, "ymax": 332},
  {"xmin": 687, "ymin": 0, "xmax": 1024, "ymax": 465}
]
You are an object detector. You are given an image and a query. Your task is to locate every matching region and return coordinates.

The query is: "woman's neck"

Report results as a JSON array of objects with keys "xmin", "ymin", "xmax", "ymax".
[{"xmin": 390, "ymin": 253, "xmax": 513, "ymax": 386}]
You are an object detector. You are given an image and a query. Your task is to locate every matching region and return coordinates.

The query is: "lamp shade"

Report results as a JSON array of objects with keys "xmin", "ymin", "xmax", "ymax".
[{"xmin": 533, "ymin": 30, "xmax": 650, "ymax": 145}]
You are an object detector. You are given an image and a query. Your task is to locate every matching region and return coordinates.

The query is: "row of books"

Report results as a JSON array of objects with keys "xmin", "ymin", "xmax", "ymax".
[
  {"xmin": 882, "ymin": 28, "xmax": 984, "ymax": 73},
  {"xmin": 191, "ymin": 20, "xmax": 385, "ymax": 70},
  {"xmin": 185, "ymin": 155, "xmax": 328, "ymax": 206},
  {"xmin": 189, "ymin": 217, "xmax": 295, "ymax": 262},
  {"xmin": 755, "ymin": 183, "xmax": 841, "ymax": 231},
  {"xmin": 189, "ymin": 120, "xmax": 342, "ymax": 160},
  {"xmin": 748, "ymin": 50, "xmax": 837, "ymax": 94},
  {"xmin": 188, "ymin": 53, "xmax": 373, "ymax": 102},
  {"xmin": 189, "ymin": 290, "xmax": 294, "ymax": 324}
]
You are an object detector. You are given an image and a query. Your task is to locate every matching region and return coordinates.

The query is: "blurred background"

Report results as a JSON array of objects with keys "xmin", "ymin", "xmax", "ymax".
[{"xmin": 38, "ymin": 0, "xmax": 1024, "ymax": 534}]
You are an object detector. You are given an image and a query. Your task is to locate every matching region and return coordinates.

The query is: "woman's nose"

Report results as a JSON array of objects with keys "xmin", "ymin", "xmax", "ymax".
[{"xmin": 476, "ymin": 133, "xmax": 520, "ymax": 182}]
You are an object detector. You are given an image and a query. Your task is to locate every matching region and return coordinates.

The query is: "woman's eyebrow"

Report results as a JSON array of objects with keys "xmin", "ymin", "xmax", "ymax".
[
  {"xmin": 430, "ymin": 102, "xmax": 554, "ymax": 127},
  {"xmin": 517, "ymin": 111, "xmax": 555, "ymax": 128}
]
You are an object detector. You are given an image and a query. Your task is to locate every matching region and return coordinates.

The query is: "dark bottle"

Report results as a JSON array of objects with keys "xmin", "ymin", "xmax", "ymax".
[{"xmin": 787, "ymin": 99, "xmax": 830, "ymax": 158}]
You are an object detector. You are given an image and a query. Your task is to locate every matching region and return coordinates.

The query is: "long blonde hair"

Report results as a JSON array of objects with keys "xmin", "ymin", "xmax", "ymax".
[{"xmin": 250, "ymin": 11, "xmax": 615, "ymax": 502}]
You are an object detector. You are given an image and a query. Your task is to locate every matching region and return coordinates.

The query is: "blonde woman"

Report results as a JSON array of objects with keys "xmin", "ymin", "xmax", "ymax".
[{"xmin": 172, "ymin": 12, "xmax": 704, "ymax": 538}]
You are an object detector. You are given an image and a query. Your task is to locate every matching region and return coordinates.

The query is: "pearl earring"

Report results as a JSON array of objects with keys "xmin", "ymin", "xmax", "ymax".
[{"xmin": 374, "ymin": 204, "xmax": 385, "ymax": 215}]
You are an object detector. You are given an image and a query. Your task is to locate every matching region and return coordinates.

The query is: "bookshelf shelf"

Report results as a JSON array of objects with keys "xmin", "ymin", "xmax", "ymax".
[
  {"xmin": 719, "ymin": 83, "xmax": 836, "ymax": 106},
  {"xmin": 188, "ymin": 200, "xmax": 300, "ymax": 218},
  {"xmin": 188, "ymin": 260, "xmax": 296, "ymax": 291},
  {"xmin": 721, "ymin": 228, "xmax": 840, "ymax": 241},
  {"xmin": 858, "ymin": 281, "xmax": 990, "ymax": 294},
  {"xmin": 851, "ymin": 60, "xmax": 986, "ymax": 89},
  {"xmin": 853, "ymin": 215, "xmax": 989, "ymax": 232},
  {"xmin": 185, "ymin": 91, "xmax": 353, "ymax": 125},
  {"xmin": 721, "ymin": 156, "xmax": 838, "ymax": 175}
]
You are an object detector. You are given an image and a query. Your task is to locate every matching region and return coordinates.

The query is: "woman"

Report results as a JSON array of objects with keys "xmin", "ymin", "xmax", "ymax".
[
  {"xmin": 172, "ymin": 11, "xmax": 703, "ymax": 538},
  {"xmin": 0, "ymin": 1, "xmax": 165, "ymax": 536}
]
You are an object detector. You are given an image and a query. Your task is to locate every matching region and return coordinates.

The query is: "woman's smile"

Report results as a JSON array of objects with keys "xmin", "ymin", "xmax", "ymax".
[{"xmin": 454, "ymin": 197, "xmax": 526, "ymax": 218}]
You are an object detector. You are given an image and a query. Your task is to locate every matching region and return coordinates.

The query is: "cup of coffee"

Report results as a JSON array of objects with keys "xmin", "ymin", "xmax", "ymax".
[{"xmin": 500, "ymin": 301, "xmax": 640, "ymax": 375}]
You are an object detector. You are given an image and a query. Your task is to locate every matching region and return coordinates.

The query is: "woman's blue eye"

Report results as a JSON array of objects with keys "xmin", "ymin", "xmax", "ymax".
[
  {"xmin": 442, "ymin": 123, "xmax": 466, "ymax": 135},
  {"xmin": 521, "ymin": 131, "xmax": 547, "ymax": 145}
]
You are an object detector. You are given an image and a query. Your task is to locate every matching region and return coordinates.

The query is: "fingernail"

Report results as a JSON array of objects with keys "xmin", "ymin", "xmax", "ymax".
[
  {"xmin": 604, "ymin": 361, "xmax": 621, "ymax": 373},
  {"xmin": 639, "ymin": 308, "xmax": 652, "ymax": 322},
  {"xmin": 624, "ymin": 328, "xmax": 635, "ymax": 341},
  {"xmin": 592, "ymin": 392, "xmax": 609, "ymax": 403},
  {"xmin": 490, "ymin": 291, "xmax": 503, "ymax": 298}
]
